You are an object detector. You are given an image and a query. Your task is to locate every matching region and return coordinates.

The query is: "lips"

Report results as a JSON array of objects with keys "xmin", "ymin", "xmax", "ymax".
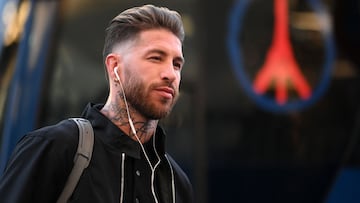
[{"xmin": 154, "ymin": 86, "xmax": 175, "ymax": 98}]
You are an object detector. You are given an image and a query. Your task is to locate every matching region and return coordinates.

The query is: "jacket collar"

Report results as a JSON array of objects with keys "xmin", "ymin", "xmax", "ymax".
[{"xmin": 81, "ymin": 103, "xmax": 167, "ymax": 159}]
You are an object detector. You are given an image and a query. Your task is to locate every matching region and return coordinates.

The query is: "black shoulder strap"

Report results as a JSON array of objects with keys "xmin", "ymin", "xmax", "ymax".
[{"xmin": 56, "ymin": 118, "xmax": 94, "ymax": 203}]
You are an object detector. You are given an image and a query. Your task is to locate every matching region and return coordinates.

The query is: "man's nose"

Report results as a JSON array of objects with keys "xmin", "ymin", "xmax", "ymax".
[{"xmin": 160, "ymin": 63, "xmax": 177, "ymax": 82}]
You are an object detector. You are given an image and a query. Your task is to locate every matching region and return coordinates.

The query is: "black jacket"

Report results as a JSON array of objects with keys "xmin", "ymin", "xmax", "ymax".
[{"xmin": 0, "ymin": 103, "xmax": 193, "ymax": 203}]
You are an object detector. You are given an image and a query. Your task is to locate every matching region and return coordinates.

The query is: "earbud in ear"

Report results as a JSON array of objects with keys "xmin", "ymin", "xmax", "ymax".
[{"xmin": 114, "ymin": 66, "xmax": 121, "ymax": 82}]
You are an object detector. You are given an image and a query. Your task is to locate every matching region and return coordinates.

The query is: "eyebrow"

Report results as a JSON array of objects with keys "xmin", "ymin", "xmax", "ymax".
[{"xmin": 147, "ymin": 49, "xmax": 185, "ymax": 65}]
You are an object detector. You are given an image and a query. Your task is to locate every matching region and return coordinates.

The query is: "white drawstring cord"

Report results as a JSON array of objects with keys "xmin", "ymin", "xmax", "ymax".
[
  {"xmin": 165, "ymin": 154, "xmax": 176, "ymax": 203},
  {"xmin": 119, "ymin": 153, "xmax": 125, "ymax": 203}
]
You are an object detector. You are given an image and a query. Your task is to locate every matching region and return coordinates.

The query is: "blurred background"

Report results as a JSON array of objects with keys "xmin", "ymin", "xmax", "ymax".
[{"xmin": 1, "ymin": 0, "xmax": 360, "ymax": 202}]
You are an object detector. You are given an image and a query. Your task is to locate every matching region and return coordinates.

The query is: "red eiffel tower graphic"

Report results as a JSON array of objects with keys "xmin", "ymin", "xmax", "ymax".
[{"xmin": 253, "ymin": 0, "xmax": 312, "ymax": 105}]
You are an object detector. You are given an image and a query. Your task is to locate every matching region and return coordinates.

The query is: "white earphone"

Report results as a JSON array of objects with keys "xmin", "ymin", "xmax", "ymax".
[
  {"xmin": 113, "ymin": 66, "xmax": 137, "ymax": 136},
  {"xmin": 114, "ymin": 66, "xmax": 121, "ymax": 82},
  {"xmin": 113, "ymin": 65, "xmax": 172, "ymax": 203}
]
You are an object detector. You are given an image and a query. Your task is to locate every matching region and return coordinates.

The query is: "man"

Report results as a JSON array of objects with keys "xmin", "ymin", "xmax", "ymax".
[{"xmin": 0, "ymin": 4, "xmax": 193, "ymax": 203}]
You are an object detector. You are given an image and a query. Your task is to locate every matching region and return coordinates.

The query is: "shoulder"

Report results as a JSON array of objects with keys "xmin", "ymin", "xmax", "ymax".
[
  {"xmin": 14, "ymin": 119, "xmax": 80, "ymax": 159},
  {"xmin": 7, "ymin": 119, "xmax": 81, "ymax": 172},
  {"xmin": 24, "ymin": 119, "xmax": 79, "ymax": 145},
  {"xmin": 0, "ymin": 119, "xmax": 82, "ymax": 202}
]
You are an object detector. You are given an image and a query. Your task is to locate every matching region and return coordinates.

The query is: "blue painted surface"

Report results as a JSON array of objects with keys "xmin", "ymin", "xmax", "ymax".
[
  {"xmin": 0, "ymin": 0, "xmax": 58, "ymax": 173},
  {"xmin": 326, "ymin": 168, "xmax": 360, "ymax": 203}
]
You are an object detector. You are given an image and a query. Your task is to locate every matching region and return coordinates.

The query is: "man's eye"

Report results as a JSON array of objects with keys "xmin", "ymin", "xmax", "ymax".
[
  {"xmin": 174, "ymin": 62, "xmax": 183, "ymax": 70},
  {"xmin": 149, "ymin": 56, "xmax": 161, "ymax": 61}
]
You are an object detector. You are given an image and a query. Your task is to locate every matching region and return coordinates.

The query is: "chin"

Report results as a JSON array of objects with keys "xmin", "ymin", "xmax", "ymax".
[{"xmin": 149, "ymin": 106, "xmax": 173, "ymax": 120}]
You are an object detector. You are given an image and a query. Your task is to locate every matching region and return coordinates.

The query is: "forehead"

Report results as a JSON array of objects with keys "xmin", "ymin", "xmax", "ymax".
[{"xmin": 132, "ymin": 29, "xmax": 183, "ymax": 55}]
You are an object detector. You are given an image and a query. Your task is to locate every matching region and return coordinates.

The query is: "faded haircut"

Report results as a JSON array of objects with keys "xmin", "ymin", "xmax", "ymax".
[{"xmin": 102, "ymin": 4, "xmax": 185, "ymax": 61}]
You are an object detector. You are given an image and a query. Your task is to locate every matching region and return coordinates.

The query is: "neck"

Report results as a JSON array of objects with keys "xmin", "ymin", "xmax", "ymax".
[{"xmin": 101, "ymin": 99, "xmax": 158, "ymax": 143}]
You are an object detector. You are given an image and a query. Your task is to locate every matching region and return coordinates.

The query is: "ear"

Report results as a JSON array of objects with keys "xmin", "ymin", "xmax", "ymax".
[{"xmin": 105, "ymin": 53, "xmax": 121, "ymax": 81}]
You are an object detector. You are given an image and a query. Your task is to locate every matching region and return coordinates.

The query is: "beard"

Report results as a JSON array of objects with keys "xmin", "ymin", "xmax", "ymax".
[{"xmin": 123, "ymin": 75, "xmax": 179, "ymax": 120}]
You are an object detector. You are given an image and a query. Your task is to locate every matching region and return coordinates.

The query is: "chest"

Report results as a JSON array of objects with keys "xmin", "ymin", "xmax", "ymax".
[{"xmin": 68, "ymin": 150, "xmax": 174, "ymax": 203}]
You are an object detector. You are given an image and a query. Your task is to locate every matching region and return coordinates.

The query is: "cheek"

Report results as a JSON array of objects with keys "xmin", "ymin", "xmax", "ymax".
[
  {"xmin": 175, "ymin": 70, "xmax": 181, "ymax": 80},
  {"xmin": 176, "ymin": 74, "xmax": 181, "ymax": 86}
]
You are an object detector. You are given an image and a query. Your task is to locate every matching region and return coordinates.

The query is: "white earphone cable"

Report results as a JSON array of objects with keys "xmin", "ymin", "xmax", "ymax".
[{"xmin": 114, "ymin": 67, "xmax": 162, "ymax": 203}]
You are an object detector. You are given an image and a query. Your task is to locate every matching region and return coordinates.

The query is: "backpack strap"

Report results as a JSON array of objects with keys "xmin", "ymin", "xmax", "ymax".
[{"xmin": 56, "ymin": 118, "xmax": 94, "ymax": 203}]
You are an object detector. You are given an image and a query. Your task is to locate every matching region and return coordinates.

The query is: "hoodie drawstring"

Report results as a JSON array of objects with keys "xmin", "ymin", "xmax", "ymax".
[
  {"xmin": 119, "ymin": 153, "xmax": 176, "ymax": 203},
  {"xmin": 119, "ymin": 153, "xmax": 125, "ymax": 203},
  {"xmin": 165, "ymin": 154, "xmax": 176, "ymax": 203}
]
